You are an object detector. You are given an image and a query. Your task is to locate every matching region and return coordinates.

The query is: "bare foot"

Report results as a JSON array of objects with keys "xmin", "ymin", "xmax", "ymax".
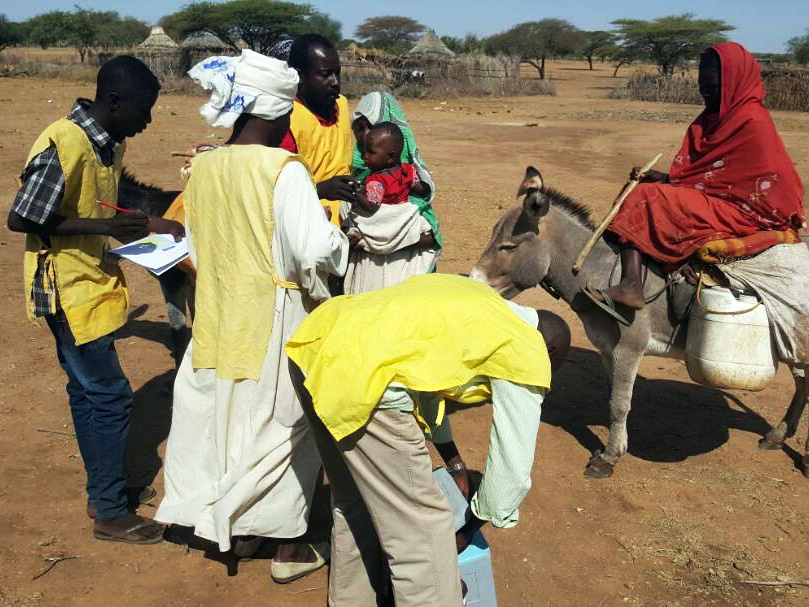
[
  {"xmin": 601, "ymin": 283, "xmax": 645, "ymax": 310},
  {"xmin": 274, "ymin": 542, "xmax": 317, "ymax": 563}
]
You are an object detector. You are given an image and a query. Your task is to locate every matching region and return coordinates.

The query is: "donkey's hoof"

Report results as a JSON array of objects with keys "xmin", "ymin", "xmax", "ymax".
[
  {"xmin": 802, "ymin": 455, "xmax": 809, "ymax": 480},
  {"xmin": 758, "ymin": 435, "xmax": 784, "ymax": 451},
  {"xmin": 584, "ymin": 452, "xmax": 614, "ymax": 479}
]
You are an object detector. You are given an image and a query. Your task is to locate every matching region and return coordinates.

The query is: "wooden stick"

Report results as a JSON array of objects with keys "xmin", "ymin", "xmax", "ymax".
[
  {"xmin": 741, "ymin": 580, "xmax": 809, "ymax": 587},
  {"xmin": 36, "ymin": 428, "xmax": 76, "ymax": 438},
  {"xmin": 571, "ymin": 153, "xmax": 662, "ymax": 275},
  {"xmin": 32, "ymin": 555, "xmax": 84, "ymax": 580}
]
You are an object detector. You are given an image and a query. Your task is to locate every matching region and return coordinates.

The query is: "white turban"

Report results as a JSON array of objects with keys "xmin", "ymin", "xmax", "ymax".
[{"xmin": 189, "ymin": 49, "xmax": 299, "ymax": 128}]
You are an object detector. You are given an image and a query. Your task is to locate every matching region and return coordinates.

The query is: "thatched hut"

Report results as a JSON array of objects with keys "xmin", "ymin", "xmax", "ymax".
[
  {"xmin": 139, "ymin": 26, "xmax": 179, "ymax": 50},
  {"xmin": 408, "ymin": 30, "xmax": 455, "ymax": 61},
  {"xmin": 180, "ymin": 31, "xmax": 233, "ymax": 71},
  {"xmin": 136, "ymin": 26, "xmax": 181, "ymax": 79}
]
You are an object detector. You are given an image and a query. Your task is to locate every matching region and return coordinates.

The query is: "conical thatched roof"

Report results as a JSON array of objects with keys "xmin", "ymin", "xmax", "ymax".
[
  {"xmin": 181, "ymin": 31, "xmax": 229, "ymax": 50},
  {"xmin": 139, "ymin": 26, "xmax": 178, "ymax": 49},
  {"xmin": 408, "ymin": 30, "xmax": 454, "ymax": 59}
]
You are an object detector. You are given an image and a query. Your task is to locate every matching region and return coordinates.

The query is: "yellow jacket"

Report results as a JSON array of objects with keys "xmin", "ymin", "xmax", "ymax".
[
  {"xmin": 286, "ymin": 274, "xmax": 552, "ymax": 441},
  {"xmin": 185, "ymin": 145, "xmax": 304, "ymax": 380},
  {"xmin": 22, "ymin": 118, "xmax": 128, "ymax": 345}
]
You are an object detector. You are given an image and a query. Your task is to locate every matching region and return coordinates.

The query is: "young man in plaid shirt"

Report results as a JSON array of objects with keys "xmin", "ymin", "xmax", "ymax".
[{"xmin": 7, "ymin": 55, "xmax": 180, "ymax": 544}]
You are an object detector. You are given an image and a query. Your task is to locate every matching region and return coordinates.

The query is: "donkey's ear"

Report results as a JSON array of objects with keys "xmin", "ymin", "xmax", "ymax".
[
  {"xmin": 517, "ymin": 166, "xmax": 544, "ymax": 198},
  {"xmin": 522, "ymin": 188, "xmax": 550, "ymax": 220}
]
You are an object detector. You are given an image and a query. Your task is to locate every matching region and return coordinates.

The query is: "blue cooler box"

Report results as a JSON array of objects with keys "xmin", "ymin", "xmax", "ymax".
[
  {"xmin": 433, "ymin": 469, "xmax": 498, "ymax": 607},
  {"xmin": 458, "ymin": 530, "xmax": 497, "ymax": 607}
]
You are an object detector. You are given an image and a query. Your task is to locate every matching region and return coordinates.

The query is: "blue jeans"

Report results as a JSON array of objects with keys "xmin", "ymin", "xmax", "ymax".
[{"xmin": 46, "ymin": 312, "xmax": 133, "ymax": 521}]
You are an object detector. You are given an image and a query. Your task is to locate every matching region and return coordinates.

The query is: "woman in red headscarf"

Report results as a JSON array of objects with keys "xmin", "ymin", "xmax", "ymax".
[{"xmin": 586, "ymin": 42, "xmax": 805, "ymax": 319}]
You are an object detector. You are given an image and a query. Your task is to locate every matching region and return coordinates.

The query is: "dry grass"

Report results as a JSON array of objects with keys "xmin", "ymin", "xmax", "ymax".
[
  {"xmin": 3, "ymin": 47, "xmax": 554, "ymax": 100},
  {"xmin": 340, "ymin": 61, "xmax": 390, "ymax": 98},
  {"xmin": 762, "ymin": 67, "xmax": 809, "ymax": 112},
  {"xmin": 609, "ymin": 72, "xmax": 702, "ymax": 105},
  {"xmin": 610, "ymin": 68, "xmax": 809, "ymax": 113},
  {"xmin": 393, "ymin": 54, "xmax": 555, "ymax": 99}
]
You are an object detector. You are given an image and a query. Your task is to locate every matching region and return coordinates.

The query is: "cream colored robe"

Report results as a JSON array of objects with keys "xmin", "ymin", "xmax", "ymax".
[{"xmin": 155, "ymin": 160, "xmax": 348, "ymax": 551}]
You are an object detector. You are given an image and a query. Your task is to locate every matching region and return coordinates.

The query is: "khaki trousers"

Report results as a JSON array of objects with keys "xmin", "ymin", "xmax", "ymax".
[{"xmin": 290, "ymin": 362, "xmax": 462, "ymax": 607}]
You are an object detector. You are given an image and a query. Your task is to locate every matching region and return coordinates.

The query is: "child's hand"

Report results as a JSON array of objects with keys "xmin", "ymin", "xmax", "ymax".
[
  {"xmin": 418, "ymin": 231, "xmax": 435, "ymax": 248},
  {"xmin": 347, "ymin": 230, "xmax": 363, "ymax": 249}
]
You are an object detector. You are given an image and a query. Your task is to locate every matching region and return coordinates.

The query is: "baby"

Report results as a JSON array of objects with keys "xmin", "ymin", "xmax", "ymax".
[
  {"xmin": 354, "ymin": 122, "xmax": 429, "ymax": 208},
  {"xmin": 345, "ymin": 121, "xmax": 437, "ymax": 293}
]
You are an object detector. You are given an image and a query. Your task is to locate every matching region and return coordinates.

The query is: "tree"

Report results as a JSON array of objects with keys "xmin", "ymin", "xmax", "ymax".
[
  {"xmin": 787, "ymin": 30, "xmax": 809, "ymax": 65},
  {"xmin": 611, "ymin": 14, "xmax": 734, "ymax": 76},
  {"xmin": 26, "ymin": 11, "xmax": 73, "ymax": 49},
  {"xmin": 160, "ymin": 0, "xmax": 338, "ymax": 55},
  {"xmin": 486, "ymin": 19, "xmax": 582, "ymax": 79},
  {"xmin": 581, "ymin": 31, "xmax": 615, "ymax": 70},
  {"xmin": 441, "ymin": 33, "xmax": 486, "ymax": 55},
  {"xmin": 0, "ymin": 15, "xmax": 25, "ymax": 54},
  {"xmin": 306, "ymin": 13, "xmax": 342, "ymax": 45},
  {"xmin": 441, "ymin": 35, "xmax": 462, "ymax": 53},
  {"xmin": 355, "ymin": 16, "xmax": 424, "ymax": 54},
  {"xmin": 609, "ymin": 46, "xmax": 640, "ymax": 77},
  {"xmin": 24, "ymin": 9, "xmax": 148, "ymax": 61}
]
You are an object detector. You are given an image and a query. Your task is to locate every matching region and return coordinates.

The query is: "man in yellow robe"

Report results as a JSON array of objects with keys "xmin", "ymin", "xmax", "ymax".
[
  {"xmin": 287, "ymin": 274, "xmax": 570, "ymax": 607},
  {"xmin": 155, "ymin": 50, "xmax": 350, "ymax": 584}
]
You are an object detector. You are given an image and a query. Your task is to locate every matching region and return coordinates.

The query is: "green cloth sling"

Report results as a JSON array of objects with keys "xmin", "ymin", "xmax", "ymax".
[{"xmin": 351, "ymin": 93, "xmax": 443, "ymax": 247}]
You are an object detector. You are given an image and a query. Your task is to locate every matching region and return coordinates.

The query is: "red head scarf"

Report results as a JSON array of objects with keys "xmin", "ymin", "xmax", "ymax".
[{"xmin": 669, "ymin": 42, "xmax": 805, "ymax": 230}]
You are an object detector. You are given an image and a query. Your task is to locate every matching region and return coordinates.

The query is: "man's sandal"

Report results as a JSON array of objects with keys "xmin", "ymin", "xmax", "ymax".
[
  {"xmin": 582, "ymin": 285, "xmax": 633, "ymax": 327},
  {"xmin": 86, "ymin": 486, "xmax": 157, "ymax": 520},
  {"xmin": 93, "ymin": 514, "xmax": 164, "ymax": 545}
]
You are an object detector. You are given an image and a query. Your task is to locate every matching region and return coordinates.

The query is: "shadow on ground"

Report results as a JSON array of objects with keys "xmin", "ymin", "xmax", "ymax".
[
  {"xmin": 116, "ymin": 303, "xmax": 174, "ymax": 356},
  {"xmin": 126, "ymin": 369, "xmax": 175, "ymax": 489},
  {"xmin": 541, "ymin": 346, "xmax": 773, "ymax": 463},
  {"xmin": 162, "ymin": 473, "xmax": 333, "ymax": 576}
]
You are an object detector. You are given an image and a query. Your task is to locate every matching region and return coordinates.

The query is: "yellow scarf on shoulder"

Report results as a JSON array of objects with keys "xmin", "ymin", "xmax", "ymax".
[{"xmin": 186, "ymin": 145, "xmax": 304, "ymax": 380}]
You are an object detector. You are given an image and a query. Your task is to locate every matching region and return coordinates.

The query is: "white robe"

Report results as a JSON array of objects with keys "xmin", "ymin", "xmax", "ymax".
[
  {"xmin": 155, "ymin": 161, "xmax": 348, "ymax": 552},
  {"xmin": 343, "ymin": 204, "xmax": 438, "ymax": 295}
]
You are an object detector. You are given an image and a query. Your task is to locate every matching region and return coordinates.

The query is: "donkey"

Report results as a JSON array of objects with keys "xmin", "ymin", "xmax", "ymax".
[
  {"xmin": 471, "ymin": 167, "xmax": 809, "ymax": 479},
  {"xmin": 118, "ymin": 171, "xmax": 193, "ymax": 364}
]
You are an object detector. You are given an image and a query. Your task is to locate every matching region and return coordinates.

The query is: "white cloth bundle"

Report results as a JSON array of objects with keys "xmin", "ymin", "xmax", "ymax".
[{"xmin": 189, "ymin": 49, "xmax": 299, "ymax": 128}]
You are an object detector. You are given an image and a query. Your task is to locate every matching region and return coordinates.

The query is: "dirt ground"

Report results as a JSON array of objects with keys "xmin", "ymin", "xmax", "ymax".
[{"xmin": 1, "ymin": 60, "xmax": 809, "ymax": 607}]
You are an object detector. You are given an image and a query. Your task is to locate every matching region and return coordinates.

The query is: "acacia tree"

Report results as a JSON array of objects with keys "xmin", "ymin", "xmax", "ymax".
[
  {"xmin": 611, "ymin": 14, "xmax": 733, "ymax": 76},
  {"xmin": 355, "ymin": 16, "xmax": 424, "ymax": 53},
  {"xmin": 24, "ymin": 9, "xmax": 148, "ymax": 62},
  {"xmin": 486, "ymin": 19, "xmax": 582, "ymax": 79},
  {"xmin": 787, "ymin": 30, "xmax": 809, "ymax": 65},
  {"xmin": 581, "ymin": 30, "xmax": 615, "ymax": 70},
  {"xmin": 161, "ymin": 0, "xmax": 339, "ymax": 54}
]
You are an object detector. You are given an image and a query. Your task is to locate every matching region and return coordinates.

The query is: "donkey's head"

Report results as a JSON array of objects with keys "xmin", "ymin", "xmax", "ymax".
[{"xmin": 470, "ymin": 166, "xmax": 553, "ymax": 299}]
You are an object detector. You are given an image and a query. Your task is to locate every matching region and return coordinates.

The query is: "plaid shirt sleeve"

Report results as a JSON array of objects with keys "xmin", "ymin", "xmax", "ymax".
[{"xmin": 11, "ymin": 146, "xmax": 65, "ymax": 225}]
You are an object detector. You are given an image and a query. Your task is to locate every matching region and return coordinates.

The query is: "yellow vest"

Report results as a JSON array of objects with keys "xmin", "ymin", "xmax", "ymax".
[
  {"xmin": 285, "ymin": 274, "xmax": 552, "ymax": 441},
  {"xmin": 22, "ymin": 118, "xmax": 128, "ymax": 345},
  {"xmin": 290, "ymin": 95, "xmax": 353, "ymax": 226},
  {"xmin": 185, "ymin": 145, "xmax": 304, "ymax": 380}
]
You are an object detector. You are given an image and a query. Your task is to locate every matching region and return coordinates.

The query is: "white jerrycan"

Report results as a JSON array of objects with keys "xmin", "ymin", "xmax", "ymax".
[{"xmin": 686, "ymin": 285, "xmax": 778, "ymax": 391}]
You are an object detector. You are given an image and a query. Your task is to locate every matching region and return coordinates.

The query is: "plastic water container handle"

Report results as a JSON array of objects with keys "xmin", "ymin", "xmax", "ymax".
[{"xmin": 696, "ymin": 273, "xmax": 762, "ymax": 316}]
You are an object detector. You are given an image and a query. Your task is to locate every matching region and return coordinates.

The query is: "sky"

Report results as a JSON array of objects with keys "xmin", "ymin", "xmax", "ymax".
[{"xmin": 3, "ymin": 0, "xmax": 808, "ymax": 53}]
